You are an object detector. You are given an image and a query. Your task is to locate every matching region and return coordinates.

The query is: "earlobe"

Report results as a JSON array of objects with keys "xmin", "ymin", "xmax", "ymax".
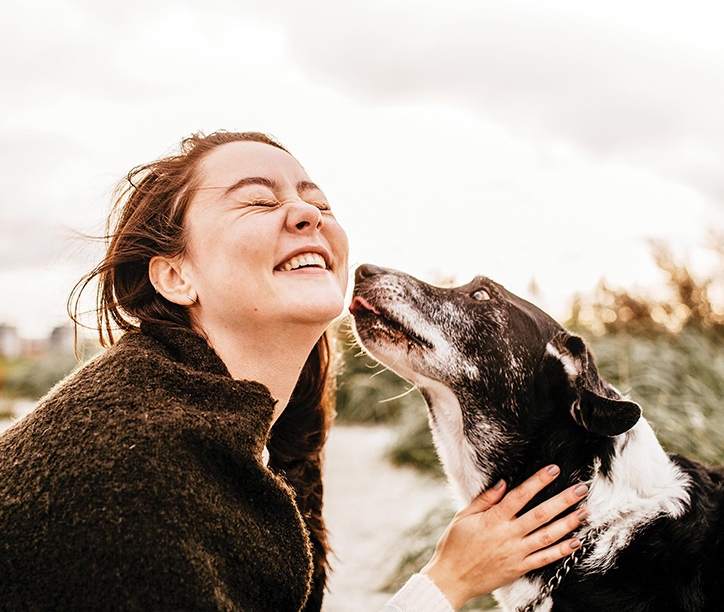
[{"xmin": 149, "ymin": 256, "xmax": 197, "ymax": 306}]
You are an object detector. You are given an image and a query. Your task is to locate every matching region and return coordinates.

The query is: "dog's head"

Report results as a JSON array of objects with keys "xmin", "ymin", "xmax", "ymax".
[{"xmin": 351, "ymin": 265, "xmax": 640, "ymax": 488}]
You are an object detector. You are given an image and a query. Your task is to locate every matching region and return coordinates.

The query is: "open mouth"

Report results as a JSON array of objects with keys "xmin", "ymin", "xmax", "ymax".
[
  {"xmin": 350, "ymin": 295, "xmax": 433, "ymax": 350},
  {"xmin": 275, "ymin": 251, "xmax": 329, "ymax": 272}
]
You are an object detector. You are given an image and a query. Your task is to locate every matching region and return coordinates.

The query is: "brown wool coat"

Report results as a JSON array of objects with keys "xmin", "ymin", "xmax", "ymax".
[{"xmin": 0, "ymin": 323, "xmax": 314, "ymax": 612}]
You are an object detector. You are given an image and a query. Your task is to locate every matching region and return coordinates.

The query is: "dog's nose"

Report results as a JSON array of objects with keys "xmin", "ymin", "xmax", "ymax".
[{"xmin": 355, "ymin": 264, "xmax": 387, "ymax": 283}]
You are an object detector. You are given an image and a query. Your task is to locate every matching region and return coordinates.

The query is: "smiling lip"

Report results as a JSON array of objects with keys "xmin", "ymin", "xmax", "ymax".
[{"xmin": 275, "ymin": 246, "xmax": 332, "ymax": 272}]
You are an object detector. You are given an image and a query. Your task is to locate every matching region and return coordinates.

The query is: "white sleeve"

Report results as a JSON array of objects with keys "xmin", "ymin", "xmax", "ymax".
[{"xmin": 379, "ymin": 573, "xmax": 456, "ymax": 612}]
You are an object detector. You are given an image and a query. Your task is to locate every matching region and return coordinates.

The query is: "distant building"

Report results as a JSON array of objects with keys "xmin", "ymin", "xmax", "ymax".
[
  {"xmin": 0, "ymin": 325, "xmax": 21, "ymax": 358},
  {"xmin": 21, "ymin": 337, "xmax": 49, "ymax": 357},
  {"xmin": 49, "ymin": 324, "xmax": 76, "ymax": 354},
  {"xmin": 0, "ymin": 322, "xmax": 86, "ymax": 359}
]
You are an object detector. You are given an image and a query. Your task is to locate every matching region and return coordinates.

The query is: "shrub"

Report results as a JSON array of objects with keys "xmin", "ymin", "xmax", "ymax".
[{"xmin": 1, "ymin": 352, "xmax": 81, "ymax": 400}]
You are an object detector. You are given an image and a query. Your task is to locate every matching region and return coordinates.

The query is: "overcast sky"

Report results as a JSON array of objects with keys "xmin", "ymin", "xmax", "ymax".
[{"xmin": 2, "ymin": 0, "xmax": 724, "ymax": 338}]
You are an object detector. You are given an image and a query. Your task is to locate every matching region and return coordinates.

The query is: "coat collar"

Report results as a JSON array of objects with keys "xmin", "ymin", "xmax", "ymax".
[
  {"xmin": 140, "ymin": 320, "xmax": 233, "ymax": 379},
  {"xmin": 137, "ymin": 320, "xmax": 277, "ymax": 415}
]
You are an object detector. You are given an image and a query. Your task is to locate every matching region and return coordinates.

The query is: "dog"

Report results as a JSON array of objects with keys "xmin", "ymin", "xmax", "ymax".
[{"xmin": 350, "ymin": 264, "xmax": 724, "ymax": 612}]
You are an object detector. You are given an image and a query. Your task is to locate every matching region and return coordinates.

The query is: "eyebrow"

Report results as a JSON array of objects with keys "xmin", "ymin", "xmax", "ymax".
[
  {"xmin": 296, "ymin": 180, "xmax": 323, "ymax": 193},
  {"xmin": 223, "ymin": 177, "xmax": 324, "ymax": 197},
  {"xmin": 224, "ymin": 176, "xmax": 280, "ymax": 196}
]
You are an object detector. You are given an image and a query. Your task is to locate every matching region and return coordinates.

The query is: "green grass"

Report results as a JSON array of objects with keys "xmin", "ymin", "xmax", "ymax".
[
  {"xmin": 0, "ymin": 352, "xmax": 81, "ymax": 400},
  {"xmin": 581, "ymin": 328, "xmax": 724, "ymax": 466}
]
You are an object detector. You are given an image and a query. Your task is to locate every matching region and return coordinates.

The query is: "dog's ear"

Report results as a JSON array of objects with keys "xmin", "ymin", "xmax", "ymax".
[{"xmin": 539, "ymin": 331, "xmax": 641, "ymax": 436}]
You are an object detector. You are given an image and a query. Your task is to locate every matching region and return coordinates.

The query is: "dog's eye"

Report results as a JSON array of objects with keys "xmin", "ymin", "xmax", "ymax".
[{"xmin": 472, "ymin": 289, "xmax": 491, "ymax": 301}]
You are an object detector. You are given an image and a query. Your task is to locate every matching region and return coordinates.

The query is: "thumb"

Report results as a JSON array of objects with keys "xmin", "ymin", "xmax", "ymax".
[{"xmin": 457, "ymin": 479, "xmax": 507, "ymax": 518}]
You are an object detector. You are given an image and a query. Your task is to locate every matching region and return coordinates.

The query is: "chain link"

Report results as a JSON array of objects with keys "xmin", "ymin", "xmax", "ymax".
[{"xmin": 515, "ymin": 527, "xmax": 604, "ymax": 612}]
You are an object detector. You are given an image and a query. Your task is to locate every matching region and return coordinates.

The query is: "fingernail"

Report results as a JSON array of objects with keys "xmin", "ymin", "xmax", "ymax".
[
  {"xmin": 569, "ymin": 539, "xmax": 581, "ymax": 550},
  {"xmin": 547, "ymin": 465, "xmax": 560, "ymax": 476},
  {"xmin": 576, "ymin": 509, "xmax": 590, "ymax": 523},
  {"xmin": 493, "ymin": 479, "xmax": 505, "ymax": 490},
  {"xmin": 574, "ymin": 484, "xmax": 589, "ymax": 497}
]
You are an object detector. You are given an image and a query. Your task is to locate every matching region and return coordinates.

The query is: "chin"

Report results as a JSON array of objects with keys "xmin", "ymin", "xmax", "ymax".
[{"xmin": 289, "ymin": 295, "xmax": 346, "ymax": 326}]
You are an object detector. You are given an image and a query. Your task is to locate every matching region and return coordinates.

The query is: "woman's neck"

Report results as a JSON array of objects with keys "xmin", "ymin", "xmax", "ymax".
[{"xmin": 199, "ymin": 321, "xmax": 327, "ymax": 426}]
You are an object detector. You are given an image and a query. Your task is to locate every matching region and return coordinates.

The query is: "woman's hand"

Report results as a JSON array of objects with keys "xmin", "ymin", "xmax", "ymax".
[{"xmin": 420, "ymin": 465, "xmax": 589, "ymax": 611}]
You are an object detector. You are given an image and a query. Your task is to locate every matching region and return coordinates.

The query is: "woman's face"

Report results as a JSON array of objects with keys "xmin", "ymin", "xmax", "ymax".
[{"xmin": 180, "ymin": 141, "xmax": 349, "ymax": 337}]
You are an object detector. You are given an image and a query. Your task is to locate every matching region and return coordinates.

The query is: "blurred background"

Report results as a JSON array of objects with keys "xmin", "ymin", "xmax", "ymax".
[{"xmin": 2, "ymin": 0, "xmax": 724, "ymax": 610}]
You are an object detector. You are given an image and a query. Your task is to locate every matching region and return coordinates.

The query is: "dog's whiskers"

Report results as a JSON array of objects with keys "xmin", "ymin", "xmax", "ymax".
[
  {"xmin": 371, "ymin": 364, "xmax": 393, "ymax": 377},
  {"xmin": 379, "ymin": 385, "xmax": 418, "ymax": 403}
]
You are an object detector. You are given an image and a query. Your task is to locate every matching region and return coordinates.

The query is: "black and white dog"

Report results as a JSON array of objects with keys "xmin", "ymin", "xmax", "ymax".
[{"xmin": 350, "ymin": 264, "xmax": 724, "ymax": 612}]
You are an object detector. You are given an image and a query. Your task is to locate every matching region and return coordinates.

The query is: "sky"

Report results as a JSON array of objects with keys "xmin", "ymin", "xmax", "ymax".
[{"xmin": 2, "ymin": 0, "xmax": 724, "ymax": 338}]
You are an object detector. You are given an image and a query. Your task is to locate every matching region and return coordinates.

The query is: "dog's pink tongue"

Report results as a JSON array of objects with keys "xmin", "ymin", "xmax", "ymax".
[{"xmin": 349, "ymin": 296, "xmax": 381, "ymax": 316}]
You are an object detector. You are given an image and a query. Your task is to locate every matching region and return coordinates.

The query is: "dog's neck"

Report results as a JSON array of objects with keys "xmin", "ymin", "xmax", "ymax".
[
  {"xmin": 418, "ymin": 377, "xmax": 494, "ymax": 505},
  {"xmin": 420, "ymin": 381, "xmax": 694, "ymax": 612},
  {"xmin": 420, "ymin": 378, "xmax": 691, "ymax": 551}
]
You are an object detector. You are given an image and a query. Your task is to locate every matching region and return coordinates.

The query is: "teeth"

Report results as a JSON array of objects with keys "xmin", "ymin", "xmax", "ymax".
[{"xmin": 280, "ymin": 252, "xmax": 328, "ymax": 271}]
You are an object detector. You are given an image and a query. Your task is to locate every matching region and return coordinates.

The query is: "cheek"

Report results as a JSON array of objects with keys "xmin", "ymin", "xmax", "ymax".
[
  {"xmin": 330, "ymin": 221, "xmax": 349, "ymax": 266},
  {"xmin": 336, "ymin": 234, "xmax": 350, "ymax": 292},
  {"xmin": 186, "ymin": 226, "xmax": 263, "ymax": 291}
]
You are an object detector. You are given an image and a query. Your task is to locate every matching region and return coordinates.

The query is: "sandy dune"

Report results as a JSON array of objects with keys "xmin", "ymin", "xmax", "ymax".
[{"xmin": 322, "ymin": 424, "xmax": 448, "ymax": 612}]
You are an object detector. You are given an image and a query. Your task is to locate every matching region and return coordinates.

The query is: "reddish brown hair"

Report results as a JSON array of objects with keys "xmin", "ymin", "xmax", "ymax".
[{"xmin": 69, "ymin": 130, "xmax": 332, "ymax": 610}]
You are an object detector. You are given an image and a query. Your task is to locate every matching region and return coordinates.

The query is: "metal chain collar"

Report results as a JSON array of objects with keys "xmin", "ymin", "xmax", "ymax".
[{"xmin": 515, "ymin": 526, "xmax": 605, "ymax": 612}]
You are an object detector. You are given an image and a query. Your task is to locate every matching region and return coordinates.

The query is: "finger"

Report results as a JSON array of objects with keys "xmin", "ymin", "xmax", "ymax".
[
  {"xmin": 523, "ymin": 508, "xmax": 590, "ymax": 553},
  {"xmin": 457, "ymin": 479, "xmax": 507, "ymax": 519},
  {"xmin": 496, "ymin": 465, "xmax": 562, "ymax": 517},
  {"xmin": 516, "ymin": 483, "xmax": 589, "ymax": 536},
  {"xmin": 522, "ymin": 537, "xmax": 582, "ymax": 572}
]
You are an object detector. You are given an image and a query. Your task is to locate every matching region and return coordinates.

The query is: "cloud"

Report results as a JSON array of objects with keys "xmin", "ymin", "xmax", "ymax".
[
  {"xmin": 261, "ymin": 0, "xmax": 724, "ymax": 203},
  {"xmin": 3, "ymin": 0, "xmax": 723, "ymax": 335}
]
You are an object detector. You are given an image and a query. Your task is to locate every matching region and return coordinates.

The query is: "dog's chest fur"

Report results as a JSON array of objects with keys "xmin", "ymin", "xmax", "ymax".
[{"xmin": 579, "ymin": 419, "xmax": 690, "ymax": 572}]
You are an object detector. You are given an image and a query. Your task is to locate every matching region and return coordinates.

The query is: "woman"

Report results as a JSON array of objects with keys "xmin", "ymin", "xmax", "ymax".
[{"xmin": 0, "ymin": 131, "xmax": 589, "ymax": 612}]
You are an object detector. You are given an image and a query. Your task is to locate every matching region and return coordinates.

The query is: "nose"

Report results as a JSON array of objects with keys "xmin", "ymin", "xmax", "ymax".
[
  {"xmin": 355, "ymin": 263, "xmax": 389, "ymax": 283},
  {"xmin": 286, "ymin": 200, "xmax": 324, "ymax": 233}
]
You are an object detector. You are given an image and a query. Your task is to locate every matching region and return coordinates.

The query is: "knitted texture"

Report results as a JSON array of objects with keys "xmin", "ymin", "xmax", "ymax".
[
  {"xmin": 385, "ymin": 574, "xmax": 456, "ymax": 612},
  {"xmin": 0, "ymin": 322, "xmax": 314, "ymax": 612}
]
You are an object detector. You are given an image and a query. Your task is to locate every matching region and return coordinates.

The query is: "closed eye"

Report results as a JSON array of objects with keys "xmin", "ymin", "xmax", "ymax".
[{"xmin": 249, "ymin": 199, "xmax": 280, "ymax": 208}]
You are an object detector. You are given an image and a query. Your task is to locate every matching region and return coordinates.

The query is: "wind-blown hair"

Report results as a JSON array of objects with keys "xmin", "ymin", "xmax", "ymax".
[{"xmin": 68, "ymin": 130, "xmax": 332, "ymax": 611}]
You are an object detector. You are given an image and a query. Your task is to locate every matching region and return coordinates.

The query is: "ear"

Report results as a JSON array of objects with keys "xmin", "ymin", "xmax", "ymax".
[
  {"xmin": 540, "ymin": 332, "xmax": 641, "ymax": 436},
  {"xmin": 149, "ymin": 256, "xmax": 197, "ymax": 306}
]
